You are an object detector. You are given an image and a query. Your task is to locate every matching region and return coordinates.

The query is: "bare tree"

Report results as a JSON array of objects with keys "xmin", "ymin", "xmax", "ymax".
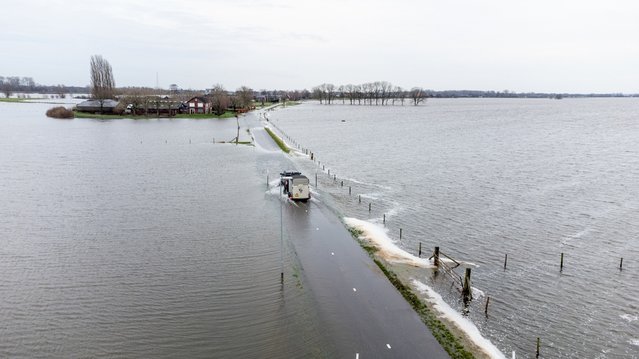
[
  {"xmin": 393, "ymin": 86, "xmax": 405, "ymax": 105},
  {"xmin": 235, "ymin": 86, "xmax": 254, "ymax": 110},
  {"xmin": 21, "ymin": 77, "xmax": 35, "ymax": 91},
  {"xmin": 1, "ymin": 77, "xmax": 19, "ymax": 98},
  {"xmin": 209, "ymin": 84, "xmax": 230, "ymax": 115},
  {"xmin": 0, "ymin": 79, "xmax": 11, "ymax": 98},
  {"xmin": 410, "ymin": 87, "xmax": 426, "ymax": 106},
  {"xmin": 327, "ymin": 84, "xmax": 334, "ymax": 104},
  {"xmin": 90, "ymin": 55, "xmax": 115, "ymax": 112},
  {"xmin": 312, "ymin": 86, "xmax": 324, "ymax": 104}
]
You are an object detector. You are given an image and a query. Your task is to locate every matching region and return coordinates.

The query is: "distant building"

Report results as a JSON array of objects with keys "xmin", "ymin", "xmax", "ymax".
[
  {"xmin": 76, "ymin": 99, "xmax": 119, "ymax": 113},
  {"xmin": 144, "ymin": 101, "xmax": 184, "ymax": 116},
  {"xmin": 186, "ymin": 96, "xmax": 210, "ymax": 114}
]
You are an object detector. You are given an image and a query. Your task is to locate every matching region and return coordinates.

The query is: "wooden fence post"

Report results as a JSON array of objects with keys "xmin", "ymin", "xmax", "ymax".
[{"xmin": 462, "ymin": 268, "xmax": 472, "ymax": 301}]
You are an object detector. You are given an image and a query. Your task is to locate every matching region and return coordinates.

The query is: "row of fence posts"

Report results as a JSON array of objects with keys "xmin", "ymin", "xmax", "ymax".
[
  {"xmin": 269, "ymin": 120, "xmax": 628, "ymax": 359},
  {"xmin": 501, "ymin": 252, "xmax": 625, "ymax": 272}
]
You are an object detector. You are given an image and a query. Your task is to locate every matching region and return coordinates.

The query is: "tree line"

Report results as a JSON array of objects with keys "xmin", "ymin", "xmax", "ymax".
[
  {"xmin": 0, "ymin": 75, "xmax": 81, "ymax": 98},
  {"xmin": 312, "ymin": 82, "xmax": 427, "ymax": 106}
]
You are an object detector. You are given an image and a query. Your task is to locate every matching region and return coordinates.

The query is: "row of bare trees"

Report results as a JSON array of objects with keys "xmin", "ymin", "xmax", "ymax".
[
  {"xmin": 207, "ymin": 85, "xmax": 254, "ymax": 115},
  {"xmin": 312, "ymin": 82, "xmax": 427, "ymax": 106},
  {"xmin": 0, "ymin": 76, "xmax": 36, "ymax": 98}
]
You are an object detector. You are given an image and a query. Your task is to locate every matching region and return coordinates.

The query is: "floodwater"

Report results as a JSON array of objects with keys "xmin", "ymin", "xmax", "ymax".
[
  {"xmin": 267, "ymin": 99, "xmax": 639, "ymax": 358},
  {"xmin": 0, "ymin": 101, "xmax": 330, "ymax": 358}
]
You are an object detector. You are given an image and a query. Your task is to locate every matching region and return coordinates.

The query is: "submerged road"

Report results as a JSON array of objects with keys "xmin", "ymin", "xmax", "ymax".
[{"xmin": 250, "ymin": 113, "xmax": 450, "ymax": 358}]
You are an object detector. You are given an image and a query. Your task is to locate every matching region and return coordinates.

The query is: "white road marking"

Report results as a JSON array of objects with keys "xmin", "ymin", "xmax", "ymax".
[
  {"xmin": 355, "ymin": 353, "xmax": 359, "ymax": 359},
  {"xmin": 353, "ymin": 288, "xmax": 357, "ymax": 292},
  {"xmin": 386, "ymin": 344, "xmax": 391, "ymax": 349}
]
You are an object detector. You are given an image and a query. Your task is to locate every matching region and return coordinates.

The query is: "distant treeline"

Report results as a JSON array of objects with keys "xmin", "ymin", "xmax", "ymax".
[
  {"xmin": 2, "ymin": 75, "xmax": 636, "ymax": 100},
  {"xmin": 0, "ymin": 75, "xmax": 88, "ymax": 97},
  {"xmin": 311, "ymin": 82, "xmax": 638, "ymax": 105}
]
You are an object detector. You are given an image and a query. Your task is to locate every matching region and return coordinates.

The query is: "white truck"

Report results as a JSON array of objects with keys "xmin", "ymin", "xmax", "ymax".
[{"xmin": 280, "ymin": 171, "xmax": 311, "ymax": 202}]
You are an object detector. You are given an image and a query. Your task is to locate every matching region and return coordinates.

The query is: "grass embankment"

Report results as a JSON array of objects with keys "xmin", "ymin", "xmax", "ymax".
[
  {"xmin": 73, "ymin": 112, "xmax": 124, "ymax": 119},
  {"xmin": 347, "ymin": 227, "xmax": 475, "ymax": 359},
  {"xmin": 73, "ymin": 111, "xmax": 236, "ymax": 120},
  {"xmin": 255, "ymin": 101, "xmax": 301, "ymax": 109},
  {"xmin": 0, "ymin": 98, "xmax": 29, "ymax": 103},
  {"xmin": 282, "ymin": 101, "xmax": 301, "ymax": 107},
  {"xmin": 264, "ymin": 127, "xmax": 290, "ymax": 153},
  {"xmin": 174, "ymin": 111, "xmax": 236, "ymax": 119}
]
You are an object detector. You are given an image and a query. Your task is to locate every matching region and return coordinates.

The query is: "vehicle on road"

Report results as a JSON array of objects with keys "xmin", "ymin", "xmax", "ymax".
[{"xmin": 280, "ymin": 171, "xmax": 311, "ymax": 202}]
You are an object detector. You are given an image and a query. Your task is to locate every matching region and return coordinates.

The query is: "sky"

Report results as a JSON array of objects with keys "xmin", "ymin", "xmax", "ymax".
[{"xmin": 2, "ymin": 0, "xmax": 638, "ymax": 93}]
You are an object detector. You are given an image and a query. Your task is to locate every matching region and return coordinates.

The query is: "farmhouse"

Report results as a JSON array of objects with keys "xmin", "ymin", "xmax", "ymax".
[{"xmin": 186, "ymin": 96, "xmax": 210, "ymax": 114}]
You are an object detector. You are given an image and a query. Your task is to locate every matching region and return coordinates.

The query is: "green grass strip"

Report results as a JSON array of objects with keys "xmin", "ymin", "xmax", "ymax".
[
  {"xmin": 73, "ymin": 112, "xmax": 124, "ymax": 119},
  {"xmin": 0, "ymin": 98, "xmax": 29, "ymax": 103},
  {"xmin": 73, "ymin": 111, "xmax": 237, "ymax": 120},
  {"xmin": 373, "ymin": 259, "xmax": 475, "ymax": 359},
  {"xmin": 174, "ymin": 111, "xmax": 236, "ymax": 119},
  {"xmin": 346, "ymin": 228, "xmax": 475, "ymax": 359},
  {"xmin": 264, "ymin": 127, "xmax": 290, "ymax": 153}
]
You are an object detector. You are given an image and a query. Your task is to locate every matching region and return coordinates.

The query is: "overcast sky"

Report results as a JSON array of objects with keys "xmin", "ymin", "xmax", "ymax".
[{"xmin": 2, "ymin": 0, "xmax": 638, "ymax": 93}]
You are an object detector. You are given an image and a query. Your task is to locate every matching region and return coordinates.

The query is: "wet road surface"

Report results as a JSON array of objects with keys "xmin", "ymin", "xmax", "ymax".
[
  {"xmin": 282, "ymin": 200, "xmax": 450, "ymax": 358},
  {"xmin": 251, "ymin": 111, "xmax": 450, "ymax": 358}
]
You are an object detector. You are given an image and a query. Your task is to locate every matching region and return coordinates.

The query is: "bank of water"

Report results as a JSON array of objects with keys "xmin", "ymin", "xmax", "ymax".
[
  {"xmin": 0, "ymin": 102, "xmax": 331, "ymax": 358},
  {"xmin": 264, "ymin": 99, "xmax": 639, "ymax": 358}
]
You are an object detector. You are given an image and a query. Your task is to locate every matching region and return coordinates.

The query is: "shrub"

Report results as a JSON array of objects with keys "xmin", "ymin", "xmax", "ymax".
[{"xmin": 46, "ymin": 106, "xmax": 74, "ymax": 119}]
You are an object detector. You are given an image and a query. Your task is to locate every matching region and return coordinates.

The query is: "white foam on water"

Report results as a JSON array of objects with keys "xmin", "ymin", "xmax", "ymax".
[
  {"xmin": 629, "ymin": 339, "xmax": 639, "ymax": 346},
  {"xmin": 620, "ymin": 313, "xmax": 638, "ymax": 322},
  {"xmin": 339, "ymin": 176, "xmax": 392, "ymax": 190},
  {"xmin": 412, "ymin": 279, "xmax": 507, "ymax": 359},
  {"xmin": 266, "ymin": 181, "xmax": 282, "ymax": 196},
  {"xmin": 560, "ymin": 227, "xmax": 596, "ymax": 247},
  {"xmin": 344, "ymin": 217, "xmax": 434, "ymax": 268},
  {"xmin": 359, "ymin": 192, "xmax": 382, "ymax": 200},
  {"xmin": 472, "ymin": 287, "xmax": 485, "ymax": 299},
  {"xmin": 384, "ymin": 201, "xmax": 403, "ymax": 218}
]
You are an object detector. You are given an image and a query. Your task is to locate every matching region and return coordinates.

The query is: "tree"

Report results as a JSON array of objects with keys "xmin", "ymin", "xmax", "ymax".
[
  {"xmin": 209, "ymin": 84, "xmax": 230, "ymax": 115},
  {"xmin": 1, "ymin": 77, "xmax": 19, "ymax": 98},
  {"xmin": 410, "ymin": 87, "xmax": 426, "ymax": 106},
  {"xmin": 0, "ymin": 79, "xmax": 11, "ymax": 98},
  {"xmin": 89, "ymin": 55, "xmax": 115, "ymax": 112},
  {"xmin": 312, "ymin": 86, "xmax": 324, "ymax": 104},
  {"xmin": 235, "ymin": 86, "xmax": 253, "ymax": 110}
]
